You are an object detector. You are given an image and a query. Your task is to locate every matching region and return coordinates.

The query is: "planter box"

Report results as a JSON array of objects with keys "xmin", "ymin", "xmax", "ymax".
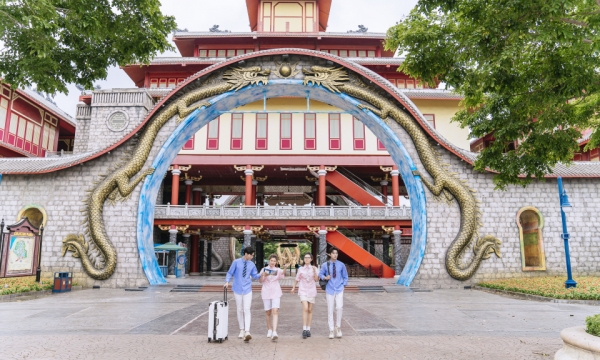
[{"xmin": 555, "ymin": 326, "xmax": 600, "ymax": 360}]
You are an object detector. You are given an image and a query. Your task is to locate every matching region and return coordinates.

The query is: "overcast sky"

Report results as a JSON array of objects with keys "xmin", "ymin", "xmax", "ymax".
[{"xmin": 53, "ymin": 0, "xmax": 418, "ymax": 116}]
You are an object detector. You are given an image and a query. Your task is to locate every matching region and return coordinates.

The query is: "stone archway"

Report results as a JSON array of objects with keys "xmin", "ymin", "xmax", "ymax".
[{"xmin": 137, "ymin": 78, "xmax": 428, "ymax": 286}]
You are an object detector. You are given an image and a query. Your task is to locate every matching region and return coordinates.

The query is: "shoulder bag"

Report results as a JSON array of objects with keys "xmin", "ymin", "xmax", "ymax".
[{"xmin": 319, "ymin": 261, "xmax": 331, "ymax": 290}]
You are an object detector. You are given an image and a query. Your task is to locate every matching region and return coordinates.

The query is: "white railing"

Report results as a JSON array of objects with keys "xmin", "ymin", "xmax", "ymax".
[{"xmin": 154, "ymin": 204, "xmax": 412, "ymax": 220}]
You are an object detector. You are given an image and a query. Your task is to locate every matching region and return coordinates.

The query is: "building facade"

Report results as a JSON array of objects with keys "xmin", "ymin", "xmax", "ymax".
[{"xmin": 0, "ymin": 0, "xmax": 598, "ymax": 289}]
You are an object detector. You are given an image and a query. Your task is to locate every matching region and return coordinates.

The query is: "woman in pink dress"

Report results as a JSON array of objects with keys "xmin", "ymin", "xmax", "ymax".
[
  {"xmin": 259, "ymin": 254, "xmax": 285, "ymax": 341},
  {"xmin": 291, "ymin": 253, "xmax": 319, "ymax": 339}
]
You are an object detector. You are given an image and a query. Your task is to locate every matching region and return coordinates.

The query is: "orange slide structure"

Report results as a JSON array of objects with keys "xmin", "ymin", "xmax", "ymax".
[
  {"xmin": 326, "ymin": 231, "xmax": 396, "ymax": 278},
  {"xmin": 325, "ymin": 171, "xmax": 385, "ymax": 206}
]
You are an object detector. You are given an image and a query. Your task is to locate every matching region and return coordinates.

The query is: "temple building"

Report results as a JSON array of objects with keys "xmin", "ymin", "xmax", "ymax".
[
  {"xmin": 2, "ymin": 0, "xmax": 598, "ymax": 290},
  {"xmin": 0, "ymin": 84, "xmax": 76, "ymax": 158},
  {"xmin": 118, "ymin": 0, "xmax": 470, "ymax": 277}
]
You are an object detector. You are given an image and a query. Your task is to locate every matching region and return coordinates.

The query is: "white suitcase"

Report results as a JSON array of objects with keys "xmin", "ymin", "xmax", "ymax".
[{"xmin": 208, "ymin": 288, "xmax": 229, "ymax": 343}]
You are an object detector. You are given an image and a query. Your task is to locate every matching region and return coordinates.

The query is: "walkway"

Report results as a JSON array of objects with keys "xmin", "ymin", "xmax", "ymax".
[{"xmin": 0, "ymin": 285, "xmax": 593, "ymax": 359}]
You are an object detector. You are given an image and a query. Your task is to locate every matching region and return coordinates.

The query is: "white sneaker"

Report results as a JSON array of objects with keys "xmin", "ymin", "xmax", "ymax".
[
  {"xmin": 335, "ymin": 326, "xmax": 342, "ymax": 338},
  {"xmin": 238, "ymin": 330, "xmax": 245, "ymax": 339},
  {"xmin": 267, "ymin": 329, "xmax": 273, "ymax": 338},
  {"xmin": 271, "ymin": 332, "xmax": 278, "ymax": 341},
  {"xmin": 244, "ymin": 331, "xmax": 252, "ymax": 342},
  {"xmin": 329, "ymin": 330, "xmax": 334, "ymax": 339}
]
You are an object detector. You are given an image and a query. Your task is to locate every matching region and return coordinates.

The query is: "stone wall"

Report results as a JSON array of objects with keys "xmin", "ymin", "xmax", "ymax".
[{"xmin": 386, "ymin": 120, "xmax": 600, "ymax": 289}]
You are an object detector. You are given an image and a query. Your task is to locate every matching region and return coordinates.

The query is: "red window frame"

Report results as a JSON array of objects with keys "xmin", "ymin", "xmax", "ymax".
[
  {"xmin": 206, "ymin": 117, "xmax": 219, "ymax": 150},
  {"xmin": 328, "ymin": 113, "xmax": 341, "ymax": 150},
  {"xmin": 353, "ymin": 117, "xmax": 365, "ymax": 150},
  {"xmin": 280, "ymin": 113, "xmax": 292, "ymax": 150},
  {"xmin": 183, "ymin": 135, "xmax": 195, "ymax": 150},
  {"xmin": 304, "ymin": 113, "xmax": 316, "ymax": 150},
  {"xmin": 231, "ymin": 114, "xmax": 243, "ymax": 150},
  {"xmin": 423, "ymin": 114, "xmax": 436, "ymax": 129},
  {"xmin": 255, "ymin": 113, "xmax": 268, "ymax": 150}
]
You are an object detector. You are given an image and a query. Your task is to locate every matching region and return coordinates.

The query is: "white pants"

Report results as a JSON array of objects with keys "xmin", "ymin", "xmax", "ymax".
[
  {"xmin": 234, "ymin": 292, "xmax": 252, "ymax": 331},
  {"xmin": 263, "ymin": 297, "xmax": 281, "ymax": 311},
  {"xmin": 326, "ymin": 291, "xmax": 344, "ymax": 331}
]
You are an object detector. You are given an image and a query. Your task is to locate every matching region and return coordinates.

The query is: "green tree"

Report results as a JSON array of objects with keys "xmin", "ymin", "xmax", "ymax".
[
  {"xmin": 386, "ymin": 0, "xmax": 600, "ymax": 188},
  {"xmin": 0, "ymin": 0, "xmax": 176, "ymax": 94}
]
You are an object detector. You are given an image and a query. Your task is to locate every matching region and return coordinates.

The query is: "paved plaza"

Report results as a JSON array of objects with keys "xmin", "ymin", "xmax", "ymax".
[{"xmin": 0, "ymin": 278, "xmax": 595, "ymax": 359}]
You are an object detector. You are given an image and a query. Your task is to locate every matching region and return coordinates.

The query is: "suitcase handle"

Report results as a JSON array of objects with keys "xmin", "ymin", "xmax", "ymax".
[{"xmin": 223, "ymin": 287, "xmax": 227, "ymax": 302}]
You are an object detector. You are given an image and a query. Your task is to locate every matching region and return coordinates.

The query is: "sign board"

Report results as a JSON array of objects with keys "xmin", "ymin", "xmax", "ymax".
[{"xmin": 0, "ymin": 218, "xmax": 41, "ymax": 278}]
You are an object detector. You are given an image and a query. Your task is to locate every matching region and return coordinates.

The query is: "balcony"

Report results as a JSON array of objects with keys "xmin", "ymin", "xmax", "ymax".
[{"xmin": 154, "ymin": 204, "xmax": 412, "ymax": 221}]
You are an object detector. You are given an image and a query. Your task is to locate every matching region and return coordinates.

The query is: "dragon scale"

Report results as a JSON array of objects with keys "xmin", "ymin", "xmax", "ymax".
[
  {"xmin": 303, "ymin": 66, "xmax": 501, "ymax": 280},
  {"xmin": 62, "ymin": 67, "xmax": 270, "ymax": 280}
]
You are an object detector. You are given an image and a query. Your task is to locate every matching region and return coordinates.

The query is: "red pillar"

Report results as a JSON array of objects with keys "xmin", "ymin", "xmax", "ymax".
[
  {"xmin": 192, "ymin": 188, "xmax": 202, "ymax": 206},
  {"xmin": 381, "ymin": 180, "xmax": 388, "ymax": 204},
  {"xmin": 252, "ymin": 180, "xmax": 258, "ymax": 205},
  {"xmin": 391, "ymin": 166, "xmax": 400, "ymax": 206},
  {"xmin": 184, "ymin": 180, "xmax": 193, "ymax": 205},
  {"xmin": 245, "ymin": 165, "xmax": 253, "ymax": 206},
  {"xmin": 318, "ymin": 165, "xmax": 327, "ymax": 206},
  {"xmin": 171, "ymin": 165, "xmax": 180, "ymax": 205}
]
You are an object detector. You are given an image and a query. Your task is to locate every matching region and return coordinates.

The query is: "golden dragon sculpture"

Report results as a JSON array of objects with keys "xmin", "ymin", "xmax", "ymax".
[
  {"xmin": 302, "ymin": 66, "xmax": 501, "ymax": 281},
  {"xmin": 62, "ymin": 67, "xmax": 270, "ymax": 280}
]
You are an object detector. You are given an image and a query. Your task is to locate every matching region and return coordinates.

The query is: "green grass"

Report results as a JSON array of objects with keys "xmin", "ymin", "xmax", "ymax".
[
  {"xmin": 478, "ymin": 276, "xmax": 600, "ymax": 300},
  {"xmin": 0, "ymin": 276, "xmax": 53, "ymax": 295}
]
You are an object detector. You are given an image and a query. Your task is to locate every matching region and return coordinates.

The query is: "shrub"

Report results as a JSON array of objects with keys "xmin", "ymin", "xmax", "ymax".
[{"xmin": 586, "ymin": 314, "xmax": 600, "ymax": 337}]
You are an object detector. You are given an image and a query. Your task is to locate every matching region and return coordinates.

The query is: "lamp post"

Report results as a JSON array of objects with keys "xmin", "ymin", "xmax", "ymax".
[
  {"xmin": 35, "ymin": 225, "xmax": 44, "ymax": 283},
  {"xmin": 557, "ymin": 177, "xmax": 577, "ymax": 289}
]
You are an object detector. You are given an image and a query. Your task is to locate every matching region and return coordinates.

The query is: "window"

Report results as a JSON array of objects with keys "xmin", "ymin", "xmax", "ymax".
[
  {"xmin": 406, "ymin": 80, "xmax": 415, "ymax": 89},
  {"xmin": 217, "ymin": 49, "xmax": 226, "ymax": 57},
  {"xmin": 199, "ymin": 49, "xmax": 208, "ymax": 57},
  {"xmin": 0, "ymin": 97, "xmax": 7, "ymax": 140},
  {"xmin": 256, "ymin": 113, "xmax": 268, "ymax": 150},
  {"xmin": 377, "ymin": 139, "xmax": 386, "ymax": 151},
  {"xmin": 207, "ymin": 118, "xmax": 219, "ymax": 150},
  {"xmin": 517, "ymin": 207, "xmax": 546, "ymax": 271},
  {"xmin": 304, "ymin": 113, "xmax": 316, "ymax": 150},
  {"xmin": 329, "ymin": 114, "xmax": 341, "ymax": 150},
  {"xmin": 339, "ymin": 50, "xmax": 348, "ymax": 58},
  {"xmin": 396, "ymin": 79, "xmax": 406, "ymax": 89},
  {"xmin": 231, "ymin": 114, "xmax": 243, "ymax": 150},
  {"xmin": 183, "ymin": 135, "xmax": 194, "ymax": 150},
  {"xmin": 227, "ymin": 49, "xmax": 236, "ymax": 57},
  {"xmin": 280, "ymin": 113, "xmax": 292, "ymax": 150},
  {"xmin": 208, "ymin": 50, "xmax": 217, "ymax": 57},
  {"xmin": 388, "ymin": 79, "xmax": 396, "ymax": 87},
  {"xmin": 358, "ymin": 50, "xmax": 367, "ymax": 58},
  {"xmin": 349, "ymin": 50, "xmax": 357, "ymax": 57},
  {"xmin": 368, "ymin": 50, "xmax": 375, "ymax": 57},
  {"xmin": 423, "ymin": 114, "xmax": 435, "ymax": 129},
  {"xmin": 353, "ymin": 117, "xmax": 365, "ymax": 150}
]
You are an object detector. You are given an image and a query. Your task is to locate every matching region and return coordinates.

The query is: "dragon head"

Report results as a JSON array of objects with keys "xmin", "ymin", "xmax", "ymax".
[
  {"xmin": 302, "ymin": 66, "xmax": 349, "ymax": 93},
  {"xmin": 224, "ymin": 66, "xmax": 271, "ymax": 91}
]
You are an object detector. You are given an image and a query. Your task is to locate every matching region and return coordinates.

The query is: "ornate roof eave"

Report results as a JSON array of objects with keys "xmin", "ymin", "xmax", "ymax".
[
  {"xmin": 172, "ymin": 31, "xmax": 386, "ymax": 40},
  {"xmin": 16, "ymin": 88, "xmax": 76, "ymax": 128},
  {"xmin": 0, "ymin": 48, "xmax": 597, "ymax": 178}
]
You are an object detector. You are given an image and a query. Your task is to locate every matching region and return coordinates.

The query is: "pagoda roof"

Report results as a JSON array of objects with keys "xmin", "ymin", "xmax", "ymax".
[
  {"xmin": 142, "ymin": 56, "xmax": 402, "ymax": 66},
  {"xmin": 19, "ymin": 87, "xmax": 76, "ymax": 128},
  {"xmin": 245, "ymin": 0, "xmax": 332, "ymax": 32},
  {"xmin": 173, "ymin": 31, "xmax": 385, "ymax": 39}
]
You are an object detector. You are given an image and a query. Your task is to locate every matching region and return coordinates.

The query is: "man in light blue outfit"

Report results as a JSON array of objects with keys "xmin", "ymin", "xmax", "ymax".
[
  {"xmin": 224, "ymin": 247, "xmax": 260, "ymax": 342},
  {"xmin": 319, "ymin": 247, "xmax": 348, "ymax": 339}
]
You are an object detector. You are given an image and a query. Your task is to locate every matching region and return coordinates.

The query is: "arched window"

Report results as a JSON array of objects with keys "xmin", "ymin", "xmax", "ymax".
[{"xmin": 516, "ymin": 207, "xmax": 546, "ymax": 271}]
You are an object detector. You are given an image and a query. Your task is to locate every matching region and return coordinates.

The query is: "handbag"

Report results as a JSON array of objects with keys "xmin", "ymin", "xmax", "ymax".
[{"xmin": 319, "ymin": 261, "xmax": 331, "ymax": 290}]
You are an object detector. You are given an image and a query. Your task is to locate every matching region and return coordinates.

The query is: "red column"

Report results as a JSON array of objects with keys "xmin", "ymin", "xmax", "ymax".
[
  {"xmin": 252, "ymin": 180, "xmax": 258, "ymax": 205},
  {"xmin": 381, "ymin": 180, "xmax": 388, "ymax": 204},
  {"xmin": 391, "ymin": 166, "xmax": 400, "ymax": 206},
  {"xmin": 193, "ymin": 187, "xmax": 202, "ymax": 206},
  {"xmin": 184, "ymin": 180, "xmax": 193, "ymax": 205},
  {"xmin": 245, "ymin": 165, "xmax": 254, "ymax": 206},
  {"xmin": 171, "ymin": 165, "xmax": 180, "ymax": 205},
  {"xmin": 318, "ymin": 165, "xmax": 327, "ymax": 206}
]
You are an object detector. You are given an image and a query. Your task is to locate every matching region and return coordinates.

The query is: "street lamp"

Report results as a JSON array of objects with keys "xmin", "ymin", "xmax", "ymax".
[{"xmin": 557, "ymin": 177, "xmax": 577, "ymax": 289}]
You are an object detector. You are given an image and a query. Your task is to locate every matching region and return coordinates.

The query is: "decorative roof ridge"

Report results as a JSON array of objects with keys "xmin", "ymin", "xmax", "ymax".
[{"xmin": 173, "ymin": 31, "xmax": 386, "ymax": 38}]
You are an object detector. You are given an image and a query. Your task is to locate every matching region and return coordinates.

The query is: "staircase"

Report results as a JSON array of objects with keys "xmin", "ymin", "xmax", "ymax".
[
  {"xmin": 326, "ymin": 170, "xmax": 386, "ymax": 206},
  {"xmin": 326, "ymin": 231, "xmax": 395, "ymax": 278}
]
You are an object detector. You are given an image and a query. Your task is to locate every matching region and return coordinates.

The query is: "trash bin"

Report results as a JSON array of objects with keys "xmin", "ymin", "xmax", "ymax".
[{"xmin": 53, "ymin": 272, "xmax": 72, "ymax": 293}]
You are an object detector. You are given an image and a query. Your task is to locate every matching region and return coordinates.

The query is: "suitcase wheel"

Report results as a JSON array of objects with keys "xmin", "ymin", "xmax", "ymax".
[{"xmin": 208, "ymin": 339, "xmax": 211, "ymax": 343}]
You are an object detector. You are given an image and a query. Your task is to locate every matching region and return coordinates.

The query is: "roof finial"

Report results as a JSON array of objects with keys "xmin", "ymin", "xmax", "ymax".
[
  {"xmin": 348, "ymin": 25, "xmax": 368, "ymax": 33},
  {"xmin": 209, "ymin": 25, "xmax": 230, "ymax": 33}
]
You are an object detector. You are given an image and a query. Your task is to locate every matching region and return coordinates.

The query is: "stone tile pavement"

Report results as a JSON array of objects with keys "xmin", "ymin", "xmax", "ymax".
[{"xmin": 0, "ymin": 284, "xmax": 595, "ymax": 359}]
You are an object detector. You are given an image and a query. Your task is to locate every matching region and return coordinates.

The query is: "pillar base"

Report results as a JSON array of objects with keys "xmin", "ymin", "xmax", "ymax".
[
  {"xmin": 189, "ymin": 272, "xmax": 201, "ymax": 276},
  {"xmin": 166, "ymin": 275, "xmax": 176, "ymax": 279}
]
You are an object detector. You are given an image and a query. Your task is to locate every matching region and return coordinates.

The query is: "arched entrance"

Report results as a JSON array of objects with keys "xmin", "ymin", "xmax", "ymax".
[{"xmin": 137, "ymin": 79, "xmax": 427, "ymax": 286}]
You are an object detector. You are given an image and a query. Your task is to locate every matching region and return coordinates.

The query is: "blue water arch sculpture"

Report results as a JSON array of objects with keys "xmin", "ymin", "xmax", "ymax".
[{"xmin": 137, "ymin": 79, "xmax": 427, "ymax": 287}]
